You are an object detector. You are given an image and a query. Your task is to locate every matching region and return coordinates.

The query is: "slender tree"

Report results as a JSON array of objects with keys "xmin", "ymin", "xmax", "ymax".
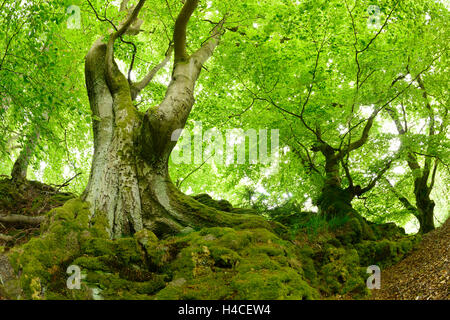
[{"xmin": 385, "ymin": 78, "xmax": 448, "ymax": 233}]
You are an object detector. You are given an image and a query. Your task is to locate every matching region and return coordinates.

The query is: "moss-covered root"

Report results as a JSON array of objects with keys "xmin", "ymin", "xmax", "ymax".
[{"xmin": 165, "ymin": 184, "xmax": 289, "ymax": 239}]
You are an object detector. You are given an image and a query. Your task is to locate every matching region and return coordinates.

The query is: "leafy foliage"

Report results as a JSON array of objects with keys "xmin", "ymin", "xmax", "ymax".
[{"xmin": 0, "ymin": 0, "xmax": 448, "ymax": 233}]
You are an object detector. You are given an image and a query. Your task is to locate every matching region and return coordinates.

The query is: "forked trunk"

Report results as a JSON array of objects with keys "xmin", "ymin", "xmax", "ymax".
[
  {"xmin": 82, "ymin": 40, "xmax": 144, "ymax": 237},
  {"xmin": 81, "ymin": 0, "xmax": 231, "ymax": 238},
  {"xmin": 82, "ymin": 33, "xmax": 225, "ymax": 238}
]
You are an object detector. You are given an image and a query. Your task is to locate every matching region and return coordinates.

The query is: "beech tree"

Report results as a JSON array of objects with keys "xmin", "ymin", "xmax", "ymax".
[
  {"xmin": 0, "ymin": 0, "xmax": 90, "ymax": 187},
  {"xmin": 82, "ymin": 0, "xmax": 248, "ymax": 237}
]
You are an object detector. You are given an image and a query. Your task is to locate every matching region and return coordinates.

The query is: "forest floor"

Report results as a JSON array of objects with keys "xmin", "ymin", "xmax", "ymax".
[
  {"xmin": 371, "ymin": 218, "xmax": 449, "ymax": 300},
  {"xmin": 1, "ymin": 179, "xmax": 448, "ymax": 300},
  {"xmin": 0, "ymin": 178, "xmax": 74, "ymax": 247}
]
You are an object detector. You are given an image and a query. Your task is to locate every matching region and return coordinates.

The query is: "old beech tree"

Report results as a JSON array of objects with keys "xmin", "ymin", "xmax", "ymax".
[{"xmin": 82, "ymin": 0, "xmax": 237, "ymax": 237}]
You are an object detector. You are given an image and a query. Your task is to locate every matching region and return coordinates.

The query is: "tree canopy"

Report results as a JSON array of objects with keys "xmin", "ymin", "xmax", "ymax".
[{"xmin": 0, "ymin": 0, "xmax": 448, "ymax": 234}]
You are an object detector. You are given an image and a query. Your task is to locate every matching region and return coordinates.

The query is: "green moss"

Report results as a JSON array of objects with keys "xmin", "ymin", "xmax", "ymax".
[
  {"xmin": 167, "ymin": 184, "xmax": 286, "ymax": 238},
  {"xmin": 0, "ymin": 178, "xmax": 75, "ymax": 220},
  {"xmin": 84, "ymin": 270, "xmax": 165, "ymax": 300},
  {"xmin": 355, "ymin": 236, "xmax": 420, "ymax": 268},
  {"xmin": 192, "ymin": 194, "xmax": 233, "ymax": 212},
  {"xmin": 73, "ymin": 256, "xmax": 111, "ymax": 272},
  {"xmin": 317, "ymin": 185, "xmax": 355, "ymax": 218},
  {"xmin": 319, "ymin": 246, "xmax": 367, "ymax": 297},
  {"xmin": 2, "ymin": 190, "xmax": 423, "ymax": 301},
  {"xmin": 6, "ymin": 199, "xmax": 107, "ymax": 299},
  {"xmin": 152, "ymin": 227, "xmax": 319, "ymax": 300},
  {"xmin": 134, "ymin": 229, "xmax": 158, "ymax": 246},
  {"xmin": 80, "ymin": 238, "xmax": 115, "ymax": 257},
  {"xmin": 208, "ymin": 246, "xmax": 240, "ymax": 268},
  {"xmin": 231, "ymin": 268, "xmax": 318, "ymax": 300},
  {"xmin": 114, "ymin": 238, "xmax": 144, "ymax": 265}
]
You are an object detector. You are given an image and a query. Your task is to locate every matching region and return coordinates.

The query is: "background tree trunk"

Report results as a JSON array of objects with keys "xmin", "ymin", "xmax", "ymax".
[
  {"xmin": 11, "ymin": 128, "xmax": 40, "ymax": 181},
  {"xmin": 414, "ymin": 179, "xmax": 435, "ymax": 233}
]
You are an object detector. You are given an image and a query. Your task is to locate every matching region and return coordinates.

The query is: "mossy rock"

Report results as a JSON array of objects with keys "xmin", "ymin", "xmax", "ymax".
[
  {"xmin": 231, "ymin": 207, "xmax": 259, "ymax": 215},
  {"xmin": 154, "ymin": 227, "xmax": 319, "ymax": 300},
  {"xmin": 318, "ymin": 245, "xmax": 367, "ymax": 297},
  {"xmin": 3, "ymin": 198, "xmax": 108, "ymax": 299},
  {"xmin": 370, "ymin": 222, "xmax": 407, "ymax": 240},
  {"xmin": 332, "ymin": 215, "xmax": 376, "ymax": 245},
  {"xmin": 2, "ymin": 193, "xmax": 418, "ymax": 301}
]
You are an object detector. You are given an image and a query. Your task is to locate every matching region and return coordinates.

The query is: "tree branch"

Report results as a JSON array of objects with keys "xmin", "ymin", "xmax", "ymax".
[
  {"xmin": 173, "ymin": 0, "xmax": 199, "ymax": 63},
  {"xmin": 131, "ymin": 44, "xmax": 174, "ymax": 100},
  {"xmin": 359, "ymin": 157, "xmax": 395, "ymax": 195},
  {"xmin": 0, "ymin": 233, "xmax": 13, "ymax": 242},
  {"xmin": 383, "ymin": 177, "xmax": 418, "ymax": 216},
  {"xmin": 339, "ymin": 55, "xmax": 441, "ymax": 159},
  {"xmin": 191, "ymin": 17, "xmax": 226, "ymax": 66},
  {"xmin": 105, "ymin": 0, "xmax": 146, "ymax": 89}
]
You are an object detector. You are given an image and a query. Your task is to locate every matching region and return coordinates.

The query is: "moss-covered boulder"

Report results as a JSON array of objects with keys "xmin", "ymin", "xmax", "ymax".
[
  {"xmin": 318, "ymin": 245, "xmax": 367, "ymax": 297},
  {"xmin": 3, "ymin": 199, "xmax": 107, "ymax": 299},
  {"xmin": 153, "ymin": 227, "xmax": 319, "ymax": 300},
  {"xmin": 0, "ymin": 198, "xmax": 319, "ymax": 300}
]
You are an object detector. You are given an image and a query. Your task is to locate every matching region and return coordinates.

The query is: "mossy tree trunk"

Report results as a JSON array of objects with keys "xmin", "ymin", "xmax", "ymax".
[
  {"xmin": 311, "ymin": 134, "xmax": 390, "ymax": 219},
  {"xmin": 414, "ymin": 176, "xmax": 435, "ymax": 233},
  {"xmin": 82, "ymin": 0, "xmax": 226, "ymax": 238},
  {"xmin": 314, "ymin": 144, "xmax": 356, "ymax": 218},
  {"xmin": 413, "ymin": 74, "xmax": 438, "ymax": 233},
  {"xmin": 384, "ymin": 174, "xmax": 435, "ymax": 234}
]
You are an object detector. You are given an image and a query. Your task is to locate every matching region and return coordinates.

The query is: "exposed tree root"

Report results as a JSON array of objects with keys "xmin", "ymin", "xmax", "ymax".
[
  {"xmin": 0, "ymin": 233, "xmax": 13, "ymax": 242},
  {"xmin": 0, "ymin": 214, "xmax": 45, "ymax": 226}
]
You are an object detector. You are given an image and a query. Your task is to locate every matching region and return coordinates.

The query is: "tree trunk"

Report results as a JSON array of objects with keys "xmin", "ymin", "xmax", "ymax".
[
  {"xmin": 82, "ymin": 34, "xmax": 233, "ymax": 238},
  {"xmin": 315, "ymin": 147, "xmax": 357, "ymax": 218},
  {"xmin": 79, "ymin": 1, "xmax": 266, "ymax": 239},
  {"xmin": 417, "ymin": 207, "xmax": 435, "ymax": 234},
  {"xmin": 82, "ymin": 39, "xmax": 156, "ymax": 237},
  {"xmin": 317, "ymin": 184, "xmax": 357, "ymax": 218},
  {"xmin": 11, "ymin": 129, "xmax": 40, "ymax": 181},
  {"xmin": 414, "ymin": 179, "xmax": 435, "ymax": 233}
]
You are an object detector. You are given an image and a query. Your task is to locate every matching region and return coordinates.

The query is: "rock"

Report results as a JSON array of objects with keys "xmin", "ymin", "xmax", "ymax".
[
  {"xmin": 0, "ymin": 254, "xmax": 21, "ymax": 299},
  {"xmin": 180, "ymin": 227, "xmax": 195, "ymax": 235},
  {"xmin": 169, "ymin": 278, "xmax": 186, "ymax": 287},
  {"xmin": 134, "ymin": 229, "xmax": 158, "ymax": 246}
]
